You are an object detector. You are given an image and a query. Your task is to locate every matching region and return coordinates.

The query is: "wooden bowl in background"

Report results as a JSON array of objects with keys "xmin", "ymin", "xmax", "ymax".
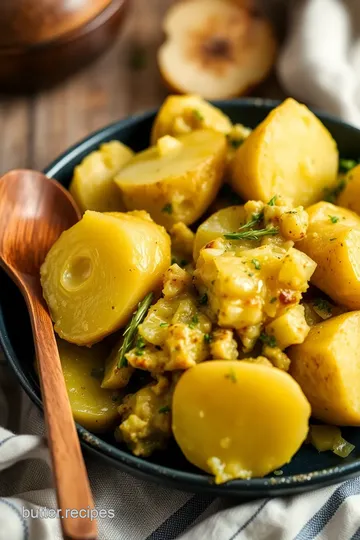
[{"xmin": 0, "ymin": 0, "xmax": 129, "ymax": 93}]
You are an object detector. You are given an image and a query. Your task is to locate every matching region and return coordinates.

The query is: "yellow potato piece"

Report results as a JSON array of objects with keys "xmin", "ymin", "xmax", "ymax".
[
  {"xmin": 101, "ymin": 337, "xmax": 134, "ymax": 390},
  {"xmin": 193, "ymin": 205, "xmax": 246, "ymax": 260},
  {"xmin": 230, "ymin": 98, "xmax": 338, "ymax": 207},
  {"xmin": 115, "ymin": 129, "xmax": 227, "ymax": 228},
  {"xmin": 337, "ymin": 164, "xmax": 360, "ymax": 215},
  {"xmin": 57, "ymin": 338, "xmax": 121, "ymax": 432},
  {"xmin": 41, "ymin": 211, "xmax": 170, "ymax": 345},
  {"xmin": 298, "ymin": 201, "xmax": 360, "ymax": 308},
  {"xmin": 151, "ymin": 94, "xmax": 232, "ymax": 144},
  {"xmin": 70, "ymin": 141, "xmax": 134, "ymax": 212},
  {"xmin": 289, "ymin": 312, "xmax": 360, "ymax": 425},
  {"xmin": 172, "ymin": 360, "xmax": 310, "ymax": 482}
]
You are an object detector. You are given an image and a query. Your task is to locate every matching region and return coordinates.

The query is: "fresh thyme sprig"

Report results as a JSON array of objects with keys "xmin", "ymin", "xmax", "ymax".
[
  {"xmin": 117, "ymin": 292, "xmax": 153, "ymax": 368},
  {"xmin": 224, "ymin": 227, "xmax": 279, "ymax": 241},
  {"xmin": 238, "ymin": 212, "xmax": 263, "ymax": 231}
]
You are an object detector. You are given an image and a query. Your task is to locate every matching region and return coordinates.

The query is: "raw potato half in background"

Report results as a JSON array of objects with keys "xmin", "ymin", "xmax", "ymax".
[{"xmin": 158, "ymin": 0, "xmax": 277, "ymax": 99}]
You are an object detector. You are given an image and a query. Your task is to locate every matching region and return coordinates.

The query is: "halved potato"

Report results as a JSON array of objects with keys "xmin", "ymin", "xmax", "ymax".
[
  {"xmin": 70, "ymin": 141, "xmax": 134, "ymax": 212},
  {"xmin": 230, "ymin": 98, "xmax": 338, "ymax": 206},
  {"xmin": 298, "ymin": 201, "xmax": 360, "ymax": 308},
  {"xmin": 289, "ymin": 312, "xmax": 360, "ymax": 425},
  {"xmin": 115, "ymin": 130, "xmax": 227, "ymax": 228},
  {"xmin": 172, "ymin": 360, "xmax": 310, "ymax": 482},
  {"xmin": 41, "ymin": 211, "xmax": 170, "ymax": 345},
  {"xmin": 58, "ymin": 338, "xmax": 121, "ymax": 432},
  {"xmin": 337, "ymin": 164, "xmax": 360, "ymax": 215},
  {"xmin": 151, "ymin": 94, "xmax": 232, "ymax": 144},
  {"xmin": 193, "ymin": 205, "xmax": 246, "ymax": 260}
]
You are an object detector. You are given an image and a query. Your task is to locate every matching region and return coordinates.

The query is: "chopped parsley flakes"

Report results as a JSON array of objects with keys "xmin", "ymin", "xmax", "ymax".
[
  {"xmin": 135, "ymin": 335, "xmax": 146, "ymax": 356},
  {"xmin": 329, "ymin": 215, "xmax": 339, "ymax": 223},
  {"xmin": 162, "ymin": 203, "xmax": 173, "ymax": 214},
  {"xmin": 260, "ymin": 333, "xmax": 277, "ymax": 348},
  {"xmin": 204, "ymin": 333, "xmax": 212, "ymax": 344},
  {"xmin": 189, "ymin": 314, "xmax": 199, "ymax": 329},
  {"xmin": 159, "ymin": 322, "xmax": 169, "ymax": 328},
  {"xmin": 251, "ymin": 258, "xmax": 261, "ymax": 270},
  {"xmin": 268, "ymin": 195, "xmax": 278, "ymax": 206},
  {"xmin": 158, "ymin": 406, "xmax": 171, "ymax": 414},
  {"xmin": 313, "ymin": 297, "xmax": 332, "ymax": 314},
  {"xmin": 199, "ymin": 293, "xmax": 208, "ymax": 305},
  {"xmin": 193, "ymin": 109, "xmax": 204, "ymax": 122}
]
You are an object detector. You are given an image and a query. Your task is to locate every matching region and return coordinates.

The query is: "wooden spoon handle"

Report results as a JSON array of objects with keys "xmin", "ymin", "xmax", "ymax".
[{"xmin": 25, "ymin": 285, "xmax": 97, "ymax": 540}]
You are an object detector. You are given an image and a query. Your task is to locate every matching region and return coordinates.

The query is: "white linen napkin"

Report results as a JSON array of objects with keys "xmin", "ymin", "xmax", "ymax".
[{"xmin": 2, "ymin": 1, "xmax": 360, "ymax": 538}]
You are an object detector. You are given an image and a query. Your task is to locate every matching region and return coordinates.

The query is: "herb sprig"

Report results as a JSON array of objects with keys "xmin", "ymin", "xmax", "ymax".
[
  {"xmin": 117, "ymin": 292, "xmax": 153, "ymax": 368},
  {"xmin": 224, "ymin": 227, "xmax": 279, "ymax": 241}
]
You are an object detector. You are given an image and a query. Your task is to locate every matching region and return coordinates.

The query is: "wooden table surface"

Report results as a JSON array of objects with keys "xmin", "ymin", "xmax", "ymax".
[{"xmin": 0, "ymin": 0, "xmax": 286, "ymax": 176}]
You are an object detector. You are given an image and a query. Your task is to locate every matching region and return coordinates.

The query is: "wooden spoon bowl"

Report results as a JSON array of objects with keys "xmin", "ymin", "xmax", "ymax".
[{"xmin": 0, "ymin": 0, "xmax": 129, "ymax": 93}]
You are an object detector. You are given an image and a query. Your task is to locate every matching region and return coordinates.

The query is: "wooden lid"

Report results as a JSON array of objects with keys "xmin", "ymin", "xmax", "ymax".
[{"xmin": 0, "ymin": 0, "xmax": 113, "ymax": 47}]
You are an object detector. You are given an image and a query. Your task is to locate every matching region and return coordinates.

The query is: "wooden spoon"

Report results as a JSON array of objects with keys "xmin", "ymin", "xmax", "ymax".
[{"xmin": 0, "ymin": 170, "xmax": 97, "ymax": 540}]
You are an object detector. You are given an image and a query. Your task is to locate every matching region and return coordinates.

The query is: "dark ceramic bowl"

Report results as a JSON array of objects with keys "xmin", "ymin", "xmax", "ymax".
[{"xmin": 2, "ymin": 98, "xmax": 360, "ymax": 498}]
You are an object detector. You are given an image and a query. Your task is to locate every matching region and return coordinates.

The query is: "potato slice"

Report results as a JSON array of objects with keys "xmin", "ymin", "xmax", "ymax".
[
  {"xmin": 151, "ymin": 94, "xmax": 232, "ymax": 144},
  {"xmin": 57, "ymin": 338, "xmax": 121, "ymax": 432},
  {"xmin": 193, "ymin": 205, "xmax": 246, "ymax": 260},
  {"xmin": 158, "ymin": 0, "xmax": 277, "ymax": 100},
  {"xmin": 172, "ymin": 360, "xmax": 310, "ymax": 482},
  {"xmin": 70, "ymin": 141, "xmax": 134, "ymax": 212},
  {"xmin": 230, "ymin": 98, "xmax": 338, "ymax": 207},
  {"xmin": 41, "ymin": 211, "xmax": 170, "ymax": 345},
  {"xmin": 101, "ymin": 337, "xmax": 134, "ymax": 390},
  {"xmin": 337, "ymin": 164, "xmax": 360, "ymax": 215},
  {"xmin": 115, "ymin": 130, "xmax": 227, "ymax": 228},
  {"xmin": 298, "ymin": 201, "xmax": 360, "ymax": 308},
  {"xmin": 289, "ymin": 312, "xmax": 360, "ymax": 425}
]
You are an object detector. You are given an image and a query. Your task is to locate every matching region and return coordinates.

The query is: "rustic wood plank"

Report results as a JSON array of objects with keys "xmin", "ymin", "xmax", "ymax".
[
  {"xmin": 0, "ymin": 97, "xmax": 32, "ymax": 175},
  {"xmin": 31, "ymin": 0, "xmax": 173, "ymax": 171}
]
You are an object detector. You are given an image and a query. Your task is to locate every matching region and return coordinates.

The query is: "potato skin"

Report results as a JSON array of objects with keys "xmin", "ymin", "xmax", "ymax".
[
  {"xmin": 298, "ymin": 202, "xmax": 360, "ymax": 308},
  {"xmin": 230, "ymin": 98, "xmax": 338, "ymax": 207},
  {"xmin": 69, "ymin": 141, "xmax": 134, "ymax": 213},
  {"xmin": 151, "ymin": 94, "xmax": 232, "ymax": 144},
  {"xmin": 289, "ymin": 312, "xmax": 360, "ymax": 425},
  {"xmin": 172, "ymin": 360, "xmax": 310, "ymax": 482},
  {"xmin": 57, "ymin": 338, "xmax": 121, "ymax": 432},
  {"xmin": 337, "ymin": 164, "xmax": 360, "ymax": 214},
  {"xmin": 115, "ymin": 130, "xmax": 227, "ymax": 228}
]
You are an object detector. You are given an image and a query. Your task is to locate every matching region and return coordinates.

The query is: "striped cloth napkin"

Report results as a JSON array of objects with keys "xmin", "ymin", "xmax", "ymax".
[
  {"xmin": 1, "ymin": 355, "xmax": 360, "ymax": 540},
  {"xmin": 2, "ymin": 0, "xmax": 360, "ymax": 538}
]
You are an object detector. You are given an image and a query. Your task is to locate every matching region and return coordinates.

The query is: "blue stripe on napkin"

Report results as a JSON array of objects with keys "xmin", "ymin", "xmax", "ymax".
[
  {"xmin": 295, "ymin": 478, "xmax": 360, "ymax": 540},
  {"xmin": 146, "ymin": 494, "xmax": 214, "ymax": 540},
  {"xmin": 0, "ymin": 498, "xmax": 29, "ymax": 540},
  {"xmin": 228, "ymin": 499, "xmax": 269, "ymax": 540}
]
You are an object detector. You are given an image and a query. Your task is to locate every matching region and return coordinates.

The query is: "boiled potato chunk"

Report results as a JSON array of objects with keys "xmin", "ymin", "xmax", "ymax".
[
  {"xmin": 337, "ymin": 164, "xmax": 360, "ymax": 215},
  {"xmin": 101, "ymin": 337, "xmax": 134, "ymax": 390},
  {"xmin": 289, "ymin": 312, "xmax": 360, "ymax": 425},
  {"xmin": 151, "ymin": 94, "xmax": 232, "ymax": 144},
  {"xmin": 41, "ymin": 211, "xmax": 170, "ymax": 345},
  {"xmin": 57, "ymin": 338, "xmax": 121, "ymax": 432},
  {"xmin": 115, "ymin": 130, "xmax": 227, "ymax": 228},
  {"xmin": 70, "ymin": 141, "xmax": 134, "ymax": 212},
  {"xmin": 172, "ymin": 361, "xmax": 310, "ymax": 482},
  {"xmin": 230, "ymin": 98, "xmax": 338, "ymax": 207},
  {"xmin": 193, "ymin": 205, "xmax": 246, "ymax": 260},
  {"xmin": 298, "ymin": 202, "xmax": 360, "ymax": 308}
]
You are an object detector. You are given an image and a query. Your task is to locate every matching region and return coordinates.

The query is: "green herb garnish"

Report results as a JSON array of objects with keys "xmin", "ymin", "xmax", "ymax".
[
  {"xmin": 238, "ymin": 212, "xmax": 263, "ymax": 231},
  {"xmin": 313, "ymin": 298, "xmax": 332, "ymax": 314},
  {"xmin": 329, "ymin": 215, "xmax": 339, "ymax": 223},
  {"xmin": 270, "ymin": 297, "xmax": 277, "ymax": 303},
  {"xmin": 199, "ymin": 293, "xmax": 208, "ymax": 305},
  {"xmin": 339, "ymin": 158, "xmax": 358, "ymax": 172},
  {"xmin": 189, "ymin": 314, "xmax": 199, "ymax": 329},
  {"xmin": 135, "ymin": 336, "xmax": 146, "ymax": 356},
  {"xmin": 129, "ymin": 46, "xmax": 147, "ymax": 70},
  {"xmin": 259, "ymin": 333, "xmax": 277, "ymax": 348},
  {"xmin": 252, "ymin": 258, "xmax": 261, "ymax": 270},
  {"xmin": 225, "ymin": 369, "xmax": 237, "ymax": 383},
  {"xmin": 204, "ymin": 333, "xmax": 212, "ymax": 344},
  {"xmin": 159, "ymin": 322, "xmax": 169, "ymax": 328},
  {"xmin": 224, "ymin": 227, "xmax": 279, "ymax": 241},
  {"xmin": 268, "ymin": 195, "xmax": 277, "ymax": 206},
  {"xmin": 324, "ymin": 179, "xmax": 346, "ymax": 203},
  {"xmin": 162, "ymin": 203, "xmax": 173, "ymax": 214},
  {"xmin": 117, "ymin": 292, "xmax": 153, "ymax": 368},
  {"xmin": 227, "ymin": 135, "xmax": 243, "ymax": 149},
  {"xmin": 158, "ymin": 406, "xmax": 171, "ymax": 414},
  {"xmin": 193, "ymin": 109, "xmax": 204, "ymax": 122}
]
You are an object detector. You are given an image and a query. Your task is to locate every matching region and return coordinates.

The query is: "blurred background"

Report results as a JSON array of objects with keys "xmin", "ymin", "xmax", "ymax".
[{"xmin": 0, "ymin": 0, "xmax": 294, "ymax": 175}]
